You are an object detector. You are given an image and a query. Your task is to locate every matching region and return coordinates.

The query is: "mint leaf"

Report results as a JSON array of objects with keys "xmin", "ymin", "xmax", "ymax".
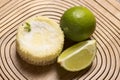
[{"xmin": 24, "ymin": 22, "xmax": 31, "ymax": 32}]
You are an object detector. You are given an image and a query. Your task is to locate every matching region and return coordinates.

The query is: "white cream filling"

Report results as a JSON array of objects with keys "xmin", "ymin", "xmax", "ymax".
[{"xmin": 19, "ymin": 21, "xmax": 61, "ymax": 55}]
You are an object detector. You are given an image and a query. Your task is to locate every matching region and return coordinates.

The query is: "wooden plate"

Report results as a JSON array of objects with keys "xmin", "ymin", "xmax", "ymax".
[{"xmin": 0, "ymin": 0, "xmax": 120, "ymax": 80}]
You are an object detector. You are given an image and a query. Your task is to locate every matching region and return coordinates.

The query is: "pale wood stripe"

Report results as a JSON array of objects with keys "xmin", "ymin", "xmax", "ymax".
[
  {"xmin": 95, "ymin": 0, "xmax": 120, "ymax": 20},
  {"xmin": 0, "ymin": 0, "xmax": 22, "ymax": 18},
  {"xmin": 107, "ymin": 0, "xmax": 120, "ymax": 11},
  {"xmin": 0, "ymin": 0, "xmax": 10, "ymax": 8},
  {"xmin": 84, "ymin": 0, "xmax": 120, "ymax": 31}
]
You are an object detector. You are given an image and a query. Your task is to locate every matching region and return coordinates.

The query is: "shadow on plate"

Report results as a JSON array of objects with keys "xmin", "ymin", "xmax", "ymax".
[
  {"xmin": 16, "ymin": 53, "xmax": 92, "ymax": 80},
  {"xmin": 15, "ymin": 38, "xmax": 92, "ymax": 80}
]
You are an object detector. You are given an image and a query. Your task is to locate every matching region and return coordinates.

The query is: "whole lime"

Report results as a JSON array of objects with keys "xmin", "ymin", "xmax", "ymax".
[{"xmin": 60, "ymin": 6, "xmax": 96, "ymax": 41}]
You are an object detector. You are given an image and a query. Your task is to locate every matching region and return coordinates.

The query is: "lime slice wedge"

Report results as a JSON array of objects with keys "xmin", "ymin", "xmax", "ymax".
[{"xmin": 57, "ymin": 40, "xmax": 97, "ymax": 71}]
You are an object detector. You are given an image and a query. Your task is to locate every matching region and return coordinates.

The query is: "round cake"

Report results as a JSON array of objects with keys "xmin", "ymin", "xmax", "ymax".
[{"xmin": 16, "ymin": 16, "xmax": 64, "ymax": 65}]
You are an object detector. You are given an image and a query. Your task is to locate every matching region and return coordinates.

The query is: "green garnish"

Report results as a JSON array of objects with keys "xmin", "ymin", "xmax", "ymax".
[{"xmin": 24, "ymin": 22, "xmax": 31, "ymax": 32}]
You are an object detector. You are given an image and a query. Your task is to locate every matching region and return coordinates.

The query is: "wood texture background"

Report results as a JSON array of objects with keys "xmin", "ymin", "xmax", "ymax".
[{"xmin": 0, "ymin": 0, "xmax": 120, "ymax": 80}]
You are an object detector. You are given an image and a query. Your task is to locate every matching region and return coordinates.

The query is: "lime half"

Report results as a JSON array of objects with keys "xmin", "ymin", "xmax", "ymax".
[{"xmin": 57, "ymin": 40, "xmax": 97, "ymax": 71}]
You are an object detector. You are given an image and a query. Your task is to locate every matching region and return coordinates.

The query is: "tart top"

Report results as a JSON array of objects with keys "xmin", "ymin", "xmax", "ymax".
[{"xmin": 17, "ymin": 16, "xmax": 64, "ymax": 57}]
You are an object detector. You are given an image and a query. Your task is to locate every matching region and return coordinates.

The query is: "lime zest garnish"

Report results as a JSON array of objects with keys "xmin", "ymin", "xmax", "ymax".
[{"xmin": 24, "ymin": 22, "xmax": 31, "ymax": 32}]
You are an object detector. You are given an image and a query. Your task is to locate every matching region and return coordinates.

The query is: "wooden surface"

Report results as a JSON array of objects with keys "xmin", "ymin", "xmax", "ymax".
[{"xmin": 0, "ymin": 0, "xmax": 120, "ymax": 80}]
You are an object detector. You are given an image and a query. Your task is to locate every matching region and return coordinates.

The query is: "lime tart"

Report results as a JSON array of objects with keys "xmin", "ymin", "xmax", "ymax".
[{"xmin": 16, "ymin": 16, "xmax": 64, "ymax": 65}]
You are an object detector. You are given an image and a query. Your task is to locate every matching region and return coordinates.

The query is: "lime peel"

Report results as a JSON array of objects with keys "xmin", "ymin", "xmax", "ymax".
[
  {"xmin": 60, "ymin": 6, "xmax": 96, "ymax": 41},
  {"xmin": 59, "ymin": 40, "xmax": 96, "ymax": 62}
]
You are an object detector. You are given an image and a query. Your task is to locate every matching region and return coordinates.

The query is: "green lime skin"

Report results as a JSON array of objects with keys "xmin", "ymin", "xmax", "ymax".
[{"xmin": 60, "ymin": 6, "xmax": 96, "ymax": 41}]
